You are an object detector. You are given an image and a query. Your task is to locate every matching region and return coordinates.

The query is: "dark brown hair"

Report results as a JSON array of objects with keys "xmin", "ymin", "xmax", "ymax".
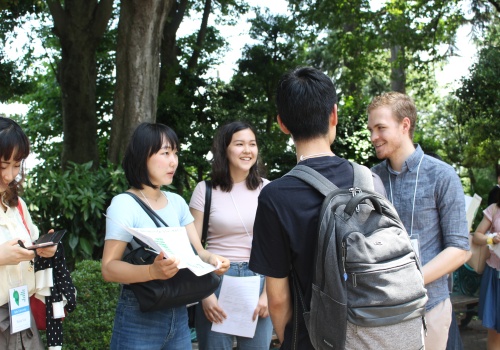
[
  {"xmin": 0, "ymin": 116, "xmax": 30, "ymax": 207},
  {"xmin": 210, "ymin": 121, "xmax": 264, "ymax": 192}
]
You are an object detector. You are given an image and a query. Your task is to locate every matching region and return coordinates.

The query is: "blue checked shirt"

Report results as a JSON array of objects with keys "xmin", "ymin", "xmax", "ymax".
[{"xmin": 372, "ymin": 145, "xmax": 469, "ymax": 311}]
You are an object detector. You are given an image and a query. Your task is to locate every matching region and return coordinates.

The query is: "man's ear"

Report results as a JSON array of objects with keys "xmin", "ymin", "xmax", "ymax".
[
  {"xmin": 402, "ymin": 117, "xmax": 411, "ymax": 134},
  {"xmin": 330, "ymin": 104, "xmax": 338, "ymax": 127},
  {"xmin": 277, "ymin": 115, "xmax": 291, "ymax": 134}
]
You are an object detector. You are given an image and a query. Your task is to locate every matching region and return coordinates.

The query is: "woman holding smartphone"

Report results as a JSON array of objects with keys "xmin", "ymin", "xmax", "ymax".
[{"xmin": 0, "ymin": 116, "xmax": 57, "ymax": 349}]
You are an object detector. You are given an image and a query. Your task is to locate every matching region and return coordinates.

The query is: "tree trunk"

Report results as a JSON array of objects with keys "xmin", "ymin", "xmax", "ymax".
[
  {"xmin": 108, "ymin": 0, "xmax": 174, "ymax": 164},
  {"xmin": 47, "ymin": 0, "xmax": 113, "ymax": 169},
  {"xmin": 390, "ymin": 45, "xmax": 406, "ymax": 93}
]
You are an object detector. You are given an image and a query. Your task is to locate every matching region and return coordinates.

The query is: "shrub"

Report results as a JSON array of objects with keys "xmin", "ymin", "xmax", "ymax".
[
  {"xmin": 62, "ymin": 260, "xmax": 119, "ymax": 349},
  {"xmin": 23, "ymin": 161, "xmax": 129, "ymax": 266}
]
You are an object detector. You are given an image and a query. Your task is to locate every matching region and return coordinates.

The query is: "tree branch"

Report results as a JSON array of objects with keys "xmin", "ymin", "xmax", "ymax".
[
  {"xmin": 187, "ymin": 0, "xmax": 211, "ymax": 70},
  {"xmin": 92, "ymin": 0, "xmax": 114, "ymax": 38},
  {"xmin": 45, "ymin": 0, "xmax": 66, "ymax": 39}
]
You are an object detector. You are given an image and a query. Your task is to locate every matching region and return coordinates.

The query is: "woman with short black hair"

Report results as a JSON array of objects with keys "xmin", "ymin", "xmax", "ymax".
[{"xmin": 102, "ymin": 122, "xmax": 229, "ymax": 350}]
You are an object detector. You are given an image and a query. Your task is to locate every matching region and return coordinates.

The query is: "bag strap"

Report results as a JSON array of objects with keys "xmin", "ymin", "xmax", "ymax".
[
  {"xmin": 351, "ymin": 162, "xmax": 374, "ymax": 191},
  {"xmin": 123, "ymin": 191, "xmax": 169, "ymax": 228},
  {"xmin": 123, "ymin": 191, "xmax": 169, "ymax": 249},
  {"xmin": 202, "ymin": 180, "xmax": 212, "ymax": 246},
  {"xmin": 286, "ymin": 165, "xmax": 338, "ymax": 196},
  {"xmin": 17, "ymin": 200, "xmax": 31, "ymax": 236},
  {"xmin": 286, "ymin": 162, "xmax": 374, "ymax": 196}
]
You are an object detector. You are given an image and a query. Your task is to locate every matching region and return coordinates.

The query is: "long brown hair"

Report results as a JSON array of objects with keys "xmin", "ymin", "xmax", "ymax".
[{"xmin": 210, "ymin": 121, "xmax": 265, "ymax": 192}]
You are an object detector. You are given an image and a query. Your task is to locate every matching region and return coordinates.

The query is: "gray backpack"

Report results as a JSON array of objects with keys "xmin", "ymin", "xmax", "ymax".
[{"xmin": 287, "ymin": 163, "xmax": 427, "ymax": 350}]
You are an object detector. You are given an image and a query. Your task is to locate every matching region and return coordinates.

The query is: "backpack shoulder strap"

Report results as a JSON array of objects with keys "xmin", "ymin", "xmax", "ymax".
[
  {"xmin": 351, "ymin": 162, "xmax": 375, "ymax": 191},
  {"xmin": 286, "ymin": 164, "xmax": 338, "ymax": 196},
  {"xmin": 202, "ymin": 180, "xmax": 212, "ymax": 246}
]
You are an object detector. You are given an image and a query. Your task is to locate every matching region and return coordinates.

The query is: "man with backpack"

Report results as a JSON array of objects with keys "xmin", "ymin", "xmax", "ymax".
[
  {"xmin": 249, "ymin": 67, "xmax": 425, "ymax": 350},
  {"xmin": 367, "ymin": 92, "xmax": 471, "ymax": 349}
]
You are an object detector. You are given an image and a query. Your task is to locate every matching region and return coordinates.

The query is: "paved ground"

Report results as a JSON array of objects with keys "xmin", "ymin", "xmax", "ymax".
[
  {"xmin": 461, "ymin": 318, "xmax": 488, "ymax": 349},
  {"xmin": 191, "ymin": 317, "xmax": 489, "ymax": 349}
]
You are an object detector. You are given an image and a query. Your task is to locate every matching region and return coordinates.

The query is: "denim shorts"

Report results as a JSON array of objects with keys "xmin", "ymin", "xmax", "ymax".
[
  {"xmin": 110, "ymin": 287, "xmax": 192, "ymax": 350},
  {"xmin": 194, "ymin": 262, "xmax": 273, "ymax": 350}
]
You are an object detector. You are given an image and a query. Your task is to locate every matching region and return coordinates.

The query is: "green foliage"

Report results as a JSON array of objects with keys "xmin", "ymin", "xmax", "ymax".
[
  {"xmin": 454, "ymin": 41, "xmax": 500, "ymax": 168},
  {"xmin": 23, "ymin": 162, "xmax": 128, "ymax": 265},
  {"xmin": 62, "ymin": 260, "xmax": 119, "ymax": 349}
]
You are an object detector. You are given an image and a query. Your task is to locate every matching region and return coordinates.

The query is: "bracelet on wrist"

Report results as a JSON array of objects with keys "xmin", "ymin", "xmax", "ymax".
[{"xmin": 487, "ymin": 237, "xmax": 494, "ymax": 245}]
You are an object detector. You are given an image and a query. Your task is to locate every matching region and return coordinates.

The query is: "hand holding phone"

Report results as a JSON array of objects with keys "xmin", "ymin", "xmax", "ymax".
[{"xmin": 18, "ymin": 229, "xmax": 67, "ymax": 250}]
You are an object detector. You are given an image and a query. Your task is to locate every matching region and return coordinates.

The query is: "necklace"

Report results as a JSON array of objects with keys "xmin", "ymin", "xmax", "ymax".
[
  {"xmin": 139, "ymin": 190, "xmax": 159, "ymax": 209},
  {"xmin": 229, "ymin": 192, "xmax": 251, "ymax": 238},
  {"xmin": 299, "ymin": 152, "xmax": 335, "ymax": 162},
  {"xmin": 139, "ymin": 190, "xmax": 153, "ymax": 208}
]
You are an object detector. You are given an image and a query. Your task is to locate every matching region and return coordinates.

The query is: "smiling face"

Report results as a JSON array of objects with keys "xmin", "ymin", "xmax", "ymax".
[
  {"xmin": 0, "ymin": 153, "xmax": 21, "ymax": 193},
  {"xmin": 146, "ymin": 139, "xmax": 178, "ymax": 187},
  {"xmin": 226, "ymin": 128, "xmax": 258, "ymax": 181},
  {"xmin": 367, "ymin": 106, "xmax": 409, "ymax": 161}
]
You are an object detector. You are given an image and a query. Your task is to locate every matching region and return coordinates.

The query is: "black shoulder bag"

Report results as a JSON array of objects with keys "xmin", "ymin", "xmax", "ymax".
[{"xmin": 121, "ymin": 191, "xmax": 220, "ymax": 312}]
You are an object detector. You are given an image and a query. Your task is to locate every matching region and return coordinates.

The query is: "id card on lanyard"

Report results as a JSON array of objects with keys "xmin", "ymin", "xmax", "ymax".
[
  {"xmin": 8, "ymin": 265, "xmax": 31, "ymax": 333},
  {"xmin": 389, "ymin": 154, "xmax": 424, "ymax": 260},
  {"xmin": 410, "ymin": 234, "xmax": 421, "ymax": 260}
]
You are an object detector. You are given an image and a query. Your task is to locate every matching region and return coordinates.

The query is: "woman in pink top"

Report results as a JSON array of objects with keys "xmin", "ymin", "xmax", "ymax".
[
  {"xmin": 189, "ymin": 121, "xmax": 273, "ymax": 350},
  {"xmin": 473, "ymin": 195, "xmax": 500, "ymax": 349}
]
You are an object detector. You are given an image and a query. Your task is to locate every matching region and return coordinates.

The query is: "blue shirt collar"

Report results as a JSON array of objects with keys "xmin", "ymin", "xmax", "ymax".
[{"xmin": 386, "ymin": 144, "xmax": 423, "ymax": 175}]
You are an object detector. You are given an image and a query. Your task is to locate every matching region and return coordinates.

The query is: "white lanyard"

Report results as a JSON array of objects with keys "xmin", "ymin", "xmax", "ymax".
[{"xmin": 388, "ymin": 154, "xmax": 424, "ymax": 237}]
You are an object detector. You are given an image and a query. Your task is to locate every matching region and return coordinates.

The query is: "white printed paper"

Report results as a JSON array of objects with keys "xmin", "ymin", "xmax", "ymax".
[
  {"xmin": 211, "ymin": 275, "xmax": 260, "ymax": 338},
  {"xmin": 9, "ymin": 285, "xmax": 31, "ymax": 333},
  {"xmin": 105, "ymin": 215, "xmax": 218, "ymax": 276}
]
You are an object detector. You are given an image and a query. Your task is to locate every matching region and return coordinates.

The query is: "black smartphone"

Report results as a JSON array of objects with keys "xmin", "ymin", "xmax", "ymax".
[{"xmin": 19, "ymin": 229, "xmax": 67, "ymax": 250}]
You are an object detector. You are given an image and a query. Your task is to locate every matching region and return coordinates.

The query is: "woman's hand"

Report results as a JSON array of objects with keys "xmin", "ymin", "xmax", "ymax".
[
  {"xmin": 149, "ymin": 252, "xmax": 180, "ymax": 280},
  {"xmin": 36, "ymin": 229, "xmax": 58, "ymax": 258},
  {"xmin": 36, "ymin": 244, "xmax": 58, "ymax": 259},
  {"xmin": 0, "ymin": 239, "xmax": 35, "ymax": 265},
  {"xmin": 252, "ymin": 288, "xmax": 270, "ymax": 321},
  {"xmin": 202, "ymin": 293, "xmax": 227, "ymax": 324},
  {"xmin": 208, "ymin": 253, "xmax": 230, "ymax": 275},
  {"xmin": 492, "ymin": 233, "xmax": 500, "ymax": 244}
]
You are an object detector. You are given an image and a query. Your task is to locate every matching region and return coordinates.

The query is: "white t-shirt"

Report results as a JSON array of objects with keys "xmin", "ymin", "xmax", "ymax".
[
  {"xmin": 0, "ymin": 198, "xmax": 39, "ymax": 305},
  {"xmin": 189, "ymin": 179, "xmax": 269, "ymax": 262},
  {"xmin": 105, "ymin": 191, "xmax": 194, "ymax": 242}
]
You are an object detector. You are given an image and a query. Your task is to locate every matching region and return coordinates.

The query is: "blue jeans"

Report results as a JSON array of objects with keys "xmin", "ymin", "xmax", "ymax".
[
  {"xmin": 110, "ymin": 287, "xmax": 192, "ymax": 350},
  {"xmin": 195, "ymin": 262, "xmax": 273, "ymax": 350}
]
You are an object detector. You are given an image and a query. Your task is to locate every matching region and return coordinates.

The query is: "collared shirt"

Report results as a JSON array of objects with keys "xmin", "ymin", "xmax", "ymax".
[{"xmin": 372, "ymin": 145, "xmax": 469, "ymax": 311}]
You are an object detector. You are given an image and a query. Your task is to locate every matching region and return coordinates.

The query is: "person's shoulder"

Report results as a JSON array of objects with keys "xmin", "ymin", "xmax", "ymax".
[
  {"xmin": 164, "ymin": 190, "xmax": 186, "ymax": 203},
  {"xmin": 423, "ymin": 155, "xmax": 458, "ymax": 179},
  {"xmin": 110, "ymin": 192, "xmax": 136, "ymax": 205},
  {"xmin": 371, "ymin": 161, "xmax": 386, "ymax": 175}
]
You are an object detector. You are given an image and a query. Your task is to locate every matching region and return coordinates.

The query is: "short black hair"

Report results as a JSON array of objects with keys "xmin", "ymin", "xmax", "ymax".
[
  {"xmin": 0, "ymin": 116, "xmax": 30, "ymax": 207},
  {"xmin": 210, "ymin": 121, "xmax": 264, "ymax": 192},
  {"xmin": 122, "ymin": 122, "xmax": 179, "ymax": 189},
  {"xmin": 276, "ymin": 67, "xmax": 338, "ymax": 142}
]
